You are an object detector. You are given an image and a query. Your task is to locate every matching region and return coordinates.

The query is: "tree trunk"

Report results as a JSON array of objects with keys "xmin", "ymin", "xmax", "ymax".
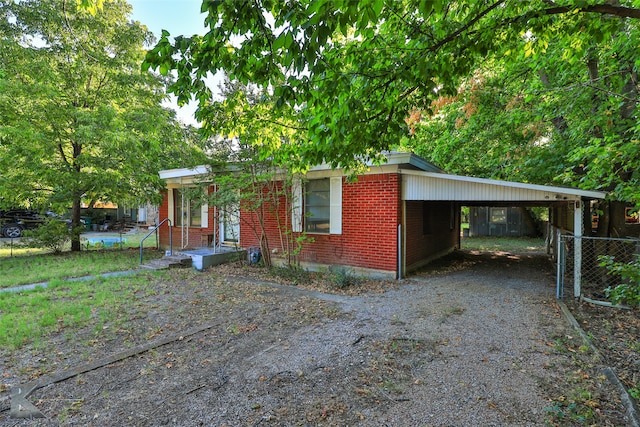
[
  {"xmin": 260, "ymin": 233, "xmax": 271, "ymax": 268},
  {"xmin": 71, "ymin": 195, "xmax": 82, "ymax": 251},
  {"xmin": 538, "ymin": 69, "xmax": 569, "ymax": 134},
  {"xmin": 595, "ymin": 201, "xmax": 630, "ymax": 238},
  {"xmin": 608, "ymin": 201, "xmax": 629, "ymax": 238}
]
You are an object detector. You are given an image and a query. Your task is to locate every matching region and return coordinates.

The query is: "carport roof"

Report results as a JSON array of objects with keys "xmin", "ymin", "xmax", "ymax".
[{"xmin": 401, "ymin": 169, "xmax": 607, "ymax": 202}]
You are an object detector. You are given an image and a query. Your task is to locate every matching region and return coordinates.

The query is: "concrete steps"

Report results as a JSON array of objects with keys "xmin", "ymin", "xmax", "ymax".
[{"xmin": 141, "ymin": 254, "xmax": 192, "ymax": 270}]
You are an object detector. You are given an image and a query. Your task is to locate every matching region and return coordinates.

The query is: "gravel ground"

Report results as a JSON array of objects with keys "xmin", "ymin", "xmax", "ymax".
[{"xmin": 0, "ymin": 250, "xmax": 629, "ymax": 426}]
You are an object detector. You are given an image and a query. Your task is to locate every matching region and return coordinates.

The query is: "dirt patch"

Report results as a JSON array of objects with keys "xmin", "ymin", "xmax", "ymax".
[
  {"xmin": 0, "ymin": 250, "xmax": 636, "ymax": 426},
  {"xmin": 566, "ymin": 299, "xmax": 640, "ymax": 398}
]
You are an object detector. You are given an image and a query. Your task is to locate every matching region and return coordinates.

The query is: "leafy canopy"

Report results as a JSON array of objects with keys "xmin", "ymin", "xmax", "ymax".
[
  {"xmin": 143, "ymin": 0, "xmax": 640, "ymax": 174},
  {"xmin": 0, "ymin": 0, "xmax": 206, "ymax": 249},
  {"xmin": 0, "ymin": 0, "xmax": 204, "ymax": 209},
  {"xmin": 402, "ymin": 3, "xmax": 639, "ymax": 203}
]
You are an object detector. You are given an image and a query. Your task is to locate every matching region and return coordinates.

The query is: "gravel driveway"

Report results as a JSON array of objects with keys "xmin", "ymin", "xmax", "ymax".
[{"xmin": 2, "ymin": 251, "xmax": 625, "ymax": 426}]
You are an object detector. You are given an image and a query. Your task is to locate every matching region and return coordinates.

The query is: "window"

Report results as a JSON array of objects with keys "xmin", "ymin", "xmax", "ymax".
[
  {"xmin": 305, "ymin": 178, "xmax": 330, "ymax": 233},
  {"xmin": 189, "ymin": 199, "xmax": 201, "ymax": 227},
  {"xmin": 296, "ymin": 177, "xmax": 341, "ymax": 234},
  {"xmin": 490, "ymin": 208, "xmax": 507, "ymax": 224},
  {"xmin": 625, "ymin": 207, "xmax": 639, "ymax": 224},
  {"xmin": 174, "ymin": 189, "xmax": 202, "ymax": 227}
]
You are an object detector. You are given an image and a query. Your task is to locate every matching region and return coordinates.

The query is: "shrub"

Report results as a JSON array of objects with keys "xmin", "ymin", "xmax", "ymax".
[
  {"xmin": 269, "ymin": 265, "xmax": 310, "ymax": 285},
  {"xmin": 599, "ymin": 254, "xmax": 640, "ymax": 307},
  {"xmin": 23, "ymin": 218, "xmax": 76, "ymax": 254},
  {"xmin": 329, "ymin": 268, "xmax": 362, "ymax": 289}
]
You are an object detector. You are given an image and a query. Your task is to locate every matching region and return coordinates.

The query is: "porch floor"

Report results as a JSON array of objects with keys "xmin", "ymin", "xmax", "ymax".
[{"xmin": 177, "ymin": 245, "xmax": 245, "ymax": 271}]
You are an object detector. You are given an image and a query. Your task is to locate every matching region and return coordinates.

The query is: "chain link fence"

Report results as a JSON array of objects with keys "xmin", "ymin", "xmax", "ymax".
[{"xmin": 557, "ymin": 235, "xmax": 640, "ymax": 300}]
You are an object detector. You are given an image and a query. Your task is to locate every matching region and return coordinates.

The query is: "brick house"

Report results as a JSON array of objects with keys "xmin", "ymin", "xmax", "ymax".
[{"xmin": 157, "ymin": 152, "xmax": 605, "ymax": 279}]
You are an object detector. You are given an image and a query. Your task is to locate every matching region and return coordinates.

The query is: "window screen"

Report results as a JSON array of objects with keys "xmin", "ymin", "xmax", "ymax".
[{"xmin": 305, "ymin": 178, "xmax": 330, "ymax": 233}]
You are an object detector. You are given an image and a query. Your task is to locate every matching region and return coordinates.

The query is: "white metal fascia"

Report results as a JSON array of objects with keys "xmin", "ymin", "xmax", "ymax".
[
  {"xmin": 308, "ymin": 151, "xmax": 443, "ymax": 174},
  {"xmin": 400, "ymin": 169, "xmax": 607, "ymax": 201},
  {"xmin": 159, "ymin": 165, "xmax": 210, "ymax": 180}
]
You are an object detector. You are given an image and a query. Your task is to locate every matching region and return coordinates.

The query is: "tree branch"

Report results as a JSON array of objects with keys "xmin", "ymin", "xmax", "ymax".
[
  {"xmin": 427, "ymin": 0, "xmax": 508, "ymax": 54},
  {"xmin": 543, "ymin": 4, "xmax": 640, "ymax": 19}
]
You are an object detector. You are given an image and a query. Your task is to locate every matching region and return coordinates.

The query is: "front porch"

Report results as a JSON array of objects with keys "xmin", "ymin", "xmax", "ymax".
[{"xmin": 176, "ymin": 246, "xmax": 246, "ymax": 271}]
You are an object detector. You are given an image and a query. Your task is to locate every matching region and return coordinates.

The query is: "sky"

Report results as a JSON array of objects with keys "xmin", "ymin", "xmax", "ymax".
[
  {"xmin": 128, "ymin": 0, "xmax": 206, "ymax": 40},
  {"xmin": 128, "ymin": 0, "xmax": 210, "ymax": 126}
]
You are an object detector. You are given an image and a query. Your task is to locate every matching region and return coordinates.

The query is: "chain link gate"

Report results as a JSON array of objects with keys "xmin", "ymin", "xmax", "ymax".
[{"xmin": 557, "ymin": 235, "xmax": 640, "ymax": 300}]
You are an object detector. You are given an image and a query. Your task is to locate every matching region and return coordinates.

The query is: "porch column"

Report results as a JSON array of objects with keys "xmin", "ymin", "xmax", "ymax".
[{"xmin": 573, "ymin": 200, "xmax": 583, "ymax": 298}]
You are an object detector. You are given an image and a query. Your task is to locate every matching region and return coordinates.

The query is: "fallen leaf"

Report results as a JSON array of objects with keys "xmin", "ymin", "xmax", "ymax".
[{"xmin": 585, "ymin": 400, "xmax": 599, "ymax": 408}]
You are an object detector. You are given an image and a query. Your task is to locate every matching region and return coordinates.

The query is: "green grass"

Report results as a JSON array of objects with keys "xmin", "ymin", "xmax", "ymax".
[
  {"xmin": 0, "ymin": 231, "xmax": 159, "ymax": 255},
  {"xmin": 0, "ymin": 246, "xmax": 163, "ymax": 289},
  {"xmin": 461, "ymin": 236, "xmax": 546, "ymax": 252},
  {"xmin": 0, "ymin": 274, "xmax": 153, "ymax": 350}
]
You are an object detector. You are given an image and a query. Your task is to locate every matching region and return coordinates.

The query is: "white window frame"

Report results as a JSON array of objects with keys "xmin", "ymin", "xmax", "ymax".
[
  {"xmin": 220, "ymin": 202, "xmax": 240, "ymax": 244},
  {"xmin": 299, "ymin": 176, "xmax": 342, "ymax": 235},
  {"xmin": 490, "ymin": 207, "xmax": 507, "ymax": 224},
  {"xmin": 172, "ymin": 188, "xmax": 208, "ymax": 228}
]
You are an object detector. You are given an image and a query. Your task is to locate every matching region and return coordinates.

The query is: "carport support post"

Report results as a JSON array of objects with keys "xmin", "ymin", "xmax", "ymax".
[{"xmin": 573, "ymin": 200, "xmax": 583, "ymax": 298}]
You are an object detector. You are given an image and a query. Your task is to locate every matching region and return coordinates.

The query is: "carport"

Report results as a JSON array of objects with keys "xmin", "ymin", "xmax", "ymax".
[{"xmin": 399, "ymin": 169, "xmax": 607, "ymax": 295}]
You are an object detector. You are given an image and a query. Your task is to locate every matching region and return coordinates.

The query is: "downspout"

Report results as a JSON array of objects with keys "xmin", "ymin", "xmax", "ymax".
[
  {"xmin": 397, "ymin": 224, "xmax": 402, "ymax": 280},
  {"xmin": 399, "ymin": 198, "xmax": 407, "ymax": 280}
]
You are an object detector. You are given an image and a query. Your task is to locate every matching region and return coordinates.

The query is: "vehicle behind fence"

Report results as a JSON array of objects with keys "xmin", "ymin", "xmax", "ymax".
[{"xmin": 557, "ymin": 235, "xmax": 640, "ymax": 300}]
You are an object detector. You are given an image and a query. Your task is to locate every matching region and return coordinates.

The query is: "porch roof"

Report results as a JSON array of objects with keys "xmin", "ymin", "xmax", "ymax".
[{"xmin": 159, "ymin": 165, "xmax": 210, "ymax": 180}]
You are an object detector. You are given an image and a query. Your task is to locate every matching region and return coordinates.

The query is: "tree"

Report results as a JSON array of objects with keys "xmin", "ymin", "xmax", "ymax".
[
  {"xmin": 402, "ymin": 6, "xmax": 639, "ymax": 210},
  {"xmin": 0, "ymin": 0, "xmax": 205, "ymax": 250},
  {"xmin": 143, "ymin": 0, "xmax": 639, "ymax": 175},
  {"xmin": 203, "ymin": 77, "xmax": 306, "ymax": 268}
]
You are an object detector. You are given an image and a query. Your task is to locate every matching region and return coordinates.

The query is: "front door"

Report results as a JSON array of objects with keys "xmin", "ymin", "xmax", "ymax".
[{"xmin": 221, "ymin": 204, "xmax": 240, "ymax": 243}]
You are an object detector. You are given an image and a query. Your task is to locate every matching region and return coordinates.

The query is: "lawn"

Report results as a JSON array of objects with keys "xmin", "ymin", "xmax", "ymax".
[
  {"xmin": 0, "ymin": 232, "xmax": 164, "ymax": 289},
  {"xmin": 461, "ymin": 235, "xmax": 547, "ymax": 252},
  {"xmin": 0, "ymin": 272, "xmax": 163, "ymax": 350},
  {"xmin": 0, "ymin": 252, "xmax": 633, "ymax": 426}
]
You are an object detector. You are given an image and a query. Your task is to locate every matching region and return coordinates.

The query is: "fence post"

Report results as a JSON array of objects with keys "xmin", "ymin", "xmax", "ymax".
[
  {"xmin": 573, "ymin": 201, "xmax": 583, "ymax": 298},
  {"xmin": 556, "ymin": 231, "xmax": 563, "ymax": 299}
]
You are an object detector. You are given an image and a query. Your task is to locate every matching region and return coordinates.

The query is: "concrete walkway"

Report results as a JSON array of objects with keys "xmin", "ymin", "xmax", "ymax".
[{"xmin": 0, "ymin": 270, "xmax": 142, "ymax": 294}]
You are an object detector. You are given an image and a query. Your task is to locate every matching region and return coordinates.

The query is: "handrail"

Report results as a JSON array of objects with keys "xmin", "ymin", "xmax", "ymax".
[{"xmin": 140, "ymin": 218, "xmax": 172, "ymax": 264}]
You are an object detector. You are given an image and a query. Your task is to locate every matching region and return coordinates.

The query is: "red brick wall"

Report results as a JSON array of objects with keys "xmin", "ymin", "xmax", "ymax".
[
  {"xmin": 405, "ymin": 201, "xmax": 459, "ymax": 271},
  {"xmin": 339, "ymin": 174, "xmax": 401, "ymax": 271},
  {"xmin": 157, "ymin": 176, "xmax": 459, "ymax": 276},
  {"xmin": 240, "ymin": 174, "xmax": 401, "ymax": 274},
  {"xmin": 239, "ymin": 181, "xmax": 288, "ymax": 251}
]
